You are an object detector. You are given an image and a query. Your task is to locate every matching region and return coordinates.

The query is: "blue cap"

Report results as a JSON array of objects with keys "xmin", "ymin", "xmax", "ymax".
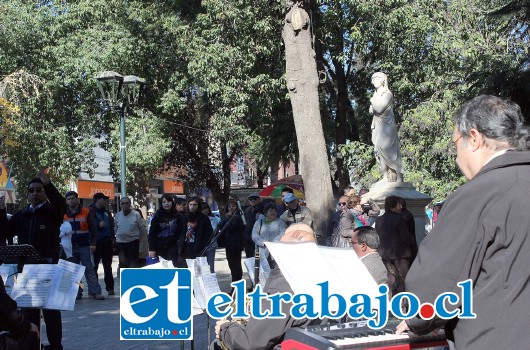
[{"xmin": 284, "ymin": 193, "xmax": 298, "ymax": 203}]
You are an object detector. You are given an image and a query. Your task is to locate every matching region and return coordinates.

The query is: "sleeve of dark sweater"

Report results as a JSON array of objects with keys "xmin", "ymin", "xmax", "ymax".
[
  {"xmin": 0, "ymin": 276, "xmax": 31, "ymax": 334},
  {"xmin": 148, "ymin": 213, "xmax": 161, "ymax": 251},
  {"xmin": 86, "ymin": 210, "xmax": 98, "ymax": 246}
]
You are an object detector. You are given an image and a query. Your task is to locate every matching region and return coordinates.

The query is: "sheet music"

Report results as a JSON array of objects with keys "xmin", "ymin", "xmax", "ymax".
[
  {"xmin": 265, "ymin": 242, "xmax": 381, "ymax": 312},
  {"xmin": 188, "ymin": 258, "xmax": 222, "ymax": 309},
  {"xmin": 319, "ymin": 246, "xmax": 380, "ymax": 307},
  {"xmin": 192, "ymin": 296, "xmax": 204, "ymax": 316},
  {"xmin": 186, "ymin": 259, "xmax": 195, "ymax": 271},
  {"xmin": 142, "ymin": 257, "xmax": 174, "ymax": 269},
  {"xmin": 0, "ymin": 264, "xmax": 17, "ymax": 295},
  {"xmin": 46, "ymin": 259, "xmax": 85, "ymax": 311},
  {"xmin": 200, "ymin": 273, "xmax": 222, "ymax": 299},
  {"xmin": 190, "ymin": 261, "xmax": 207, "ymax": 309},
  {"xmin": 10, "ymin": 264, "xmax": 58, "ymax": 308},
  {"xmin": 196, "ymin": 256, "xmax": 210, "ymax": 275},
  {"xmin": 243, "ymin": 257, "xmax": 270, "ymax": 288},
  {"xmin": 9, "ymin": 261, "xmax": 85, "ymax": 310}
]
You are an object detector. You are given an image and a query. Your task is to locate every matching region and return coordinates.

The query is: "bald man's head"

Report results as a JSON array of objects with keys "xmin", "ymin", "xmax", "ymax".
[{"xmin": 280, "ymin": 223, "xmax": 316, "ymax": 243}]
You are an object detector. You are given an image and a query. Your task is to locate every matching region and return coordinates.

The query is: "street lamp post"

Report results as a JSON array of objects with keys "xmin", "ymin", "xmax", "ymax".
[{"xmin": 95, "ymin": 71, "xmax": 146, "ymax": 198}]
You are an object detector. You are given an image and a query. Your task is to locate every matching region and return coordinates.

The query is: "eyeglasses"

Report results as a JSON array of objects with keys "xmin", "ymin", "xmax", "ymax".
[
  {"xmin": 338, "ymin": 202, "xmax": 348, "ymax": 206},
  {"xmin": 120, "ymin": 202, "xmax": 131, "ymax": 205},
  {"xmin": 28, "ymin": 188, "xmax": 44, "ymax": 193},
  {"xmin": 249, "ymin": 197, "xmax": 259, "ymax": 201},
  {"xmin": 449, "ymin": 134, "xmax": 463, "ymax": 155}
]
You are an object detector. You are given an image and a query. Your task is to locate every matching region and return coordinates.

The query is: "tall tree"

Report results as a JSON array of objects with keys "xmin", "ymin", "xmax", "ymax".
[{"xmin": 283, "ymin": 0, "xmax": 334, "ymax": 241}]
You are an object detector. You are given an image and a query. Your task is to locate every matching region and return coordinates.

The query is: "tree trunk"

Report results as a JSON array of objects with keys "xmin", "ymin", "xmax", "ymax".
[
  {"xmin": 206, "ymin": 143, "xmax": 232, "ymax": 215},
  {"xmin": 332, "ymin": 56, "xmax": 351, "ymax": 191},
  {"xmin": 270, "ymin": 162, "xmax": 279, "ymax": 183},
  {"xmin": 283, "ymin": 0, "xmax": 334, "ymax": 243},
  {"xmin": 256, "ymin": 166, "xmax": 266, "ymax": 189}
]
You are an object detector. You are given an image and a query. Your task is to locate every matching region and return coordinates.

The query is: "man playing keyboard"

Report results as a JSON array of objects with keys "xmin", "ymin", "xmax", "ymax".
[{"xmin": 397, "ymin": 95, "xmax": 530, "ymax": 349}]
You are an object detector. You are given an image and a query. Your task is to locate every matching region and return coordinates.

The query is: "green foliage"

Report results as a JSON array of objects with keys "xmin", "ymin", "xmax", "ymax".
[
  {"xmin": 338, "ymin": 141, "xmax": 377, "ymax": 189},
  {"xmin": 0, "ymin": 71, "xmax": 97, "ymax": 198},
  {"xmin": 106, "ymin": 109, "xmax": 172, "ymax": 202},
  {"xmin": 1, "ymin": 0, "xmax": 528, "ymax": 206},
  {"xmin": 331, "ymin": 0, "xmax": 528, "ymax": 201}
]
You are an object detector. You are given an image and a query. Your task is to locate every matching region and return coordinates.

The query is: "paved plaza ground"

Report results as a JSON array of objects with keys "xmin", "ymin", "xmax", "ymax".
[{"xmin": 40, "ymin": 249, "xmax": 236, "ymax": 350}]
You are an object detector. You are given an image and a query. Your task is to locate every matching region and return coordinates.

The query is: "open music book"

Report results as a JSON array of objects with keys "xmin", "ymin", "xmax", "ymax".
[
  {"xmin": 0, "ymin": 263, "xmax": 18, "ymax": 295},
  {"xmin": 9, "ymin": 259, "xmax": 85, "ymax": 311},
  {"xmin": 186, "ymin": 257, "xmax": 221, "ymax": 312},
  {"xmin": 265, "ymin": 242, "xmax": 381, "ymax": 312},
  {"xmin": 243, "ymin": 256, "xmax": 271, "ymax": 288},
  {"xmin": 141, "ymin": 257, "xmax": 203, "ymax": 316}
]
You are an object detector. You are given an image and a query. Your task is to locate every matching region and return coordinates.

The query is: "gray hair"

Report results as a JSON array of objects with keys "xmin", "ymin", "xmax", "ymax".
[
  {"xmin": 355, "ymin": 226, "xmax": 380, "ymax": 250},
  {"xmin": 453, "ymin": 95, "xmax": 529, "ymax": 151}
]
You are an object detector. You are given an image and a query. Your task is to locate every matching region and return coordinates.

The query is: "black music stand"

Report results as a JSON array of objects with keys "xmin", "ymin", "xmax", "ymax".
[
  {"xmin": 0, "ymin": 244, "xmax": 49, "ymax": 348},
  {"xmin": 0, "ymin": 244, "xmax": 48, "ymax": 273}
]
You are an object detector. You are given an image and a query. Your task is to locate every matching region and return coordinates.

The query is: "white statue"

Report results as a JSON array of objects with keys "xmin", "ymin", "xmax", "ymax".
[{"xmin": 369, "ymin": 72, "xmax": 403, "ymax": 182}]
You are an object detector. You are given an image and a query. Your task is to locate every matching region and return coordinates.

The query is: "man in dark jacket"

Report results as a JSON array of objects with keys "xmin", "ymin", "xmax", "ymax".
[
  {"xmin": 0, "ymin": 172, "xmax": 65, "ymax": 350},
  {"xmin": 398, "ymin": 197, "xmax": 415, "ymax": 243},
  {"xmin": 375, "ymin": 195, "xmax": 417, "ymax": 296},
  {"xmin": 88, "ymin": 192, "xmax": 115, "ymax": 296},
  {"xmin": 396, "ymin": 95, "xmax": 530, "ymax": 349},
  {"xmin": 0, "ymin": 276, "xmax": 40, "ymax": 350}
]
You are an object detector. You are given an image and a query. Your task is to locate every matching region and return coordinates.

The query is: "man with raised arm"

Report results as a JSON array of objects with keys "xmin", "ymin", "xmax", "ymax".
[{"xmin": 0, "ymin": 171, "xmax": 65, "ymax": 350}]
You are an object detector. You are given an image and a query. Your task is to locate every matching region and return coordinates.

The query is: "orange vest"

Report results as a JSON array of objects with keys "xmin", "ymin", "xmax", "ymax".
[{"xmin": 64, "ymin": 207, "xmax": 90, "ymax": 234}]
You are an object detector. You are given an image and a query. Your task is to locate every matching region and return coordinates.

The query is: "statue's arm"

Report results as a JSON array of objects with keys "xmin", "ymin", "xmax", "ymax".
[{"xmin": 371, "ymin": 91, "xmax": 393, "ymax": 115}]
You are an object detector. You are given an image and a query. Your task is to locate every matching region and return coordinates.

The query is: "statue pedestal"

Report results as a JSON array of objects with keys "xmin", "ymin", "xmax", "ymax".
[{"xmin": 363, "ymin": 181, "xmax": 432, "ymax": 245}]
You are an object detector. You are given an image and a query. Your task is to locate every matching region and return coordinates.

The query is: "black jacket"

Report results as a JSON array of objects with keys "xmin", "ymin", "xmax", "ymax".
[
  {"xmin": 218, "ymin": 214, "xmax": 245, "ymax": 248},
  {"xmin": 405, "ymin": 151, "xmax": 530, "ymax": 349},
  {"xmin": 375, "ymin": 211, "xmax": 417, "ymax": 260},
  {"xmin": 244, "ymin": 203, "xmax": 264, "ymax": 239},
  {"xmin": 178, "ymin": 212, "xmax": 213, "ymax": 259},
  {"xmin": 148, "ymin": 209, "xmax": 182, "ymax": 251},
  {"xmin": 0, "ymin": 276, "xmax": 31, "ymax": 335},
  {"xmin": 0, "ymin": 183, "xmax": 65, "ymax": 262},
  {"xmin": 88, "ymin": 203, "xmax": 115, "ymax": 241}
]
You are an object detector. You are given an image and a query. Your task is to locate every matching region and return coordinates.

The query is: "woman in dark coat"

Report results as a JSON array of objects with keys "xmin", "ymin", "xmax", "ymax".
[
  {"xmin": 375, "ymin": 195, "xmax": 417, "ymax": 296},
  {"xmin": 217, "ymin": 199, "xmax": 245, "ymax": 283},
  {"xmin": 148, "ymin": 193, "xmax": 182, "ymax": 266},
  {"xmin": 177, "ymin": 197, "xmax": 213, "ymax": 267}
]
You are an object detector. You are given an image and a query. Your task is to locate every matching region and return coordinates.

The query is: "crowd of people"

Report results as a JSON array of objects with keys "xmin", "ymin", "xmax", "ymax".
[
  {"xmin": 0, "ymin": 169, "xmax": 415, "ymax": 350},
  {"xmin": 1, "ymin": 95, "xmax": 529, "ymax": 350}
]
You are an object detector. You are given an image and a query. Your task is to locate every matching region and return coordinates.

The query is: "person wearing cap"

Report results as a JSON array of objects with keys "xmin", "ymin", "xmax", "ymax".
[
  {"xmin": 279, "ymin": 193, "xmax": 313, "ymax": 232},
  {"xmin": 243, "ymin": 193, "xmax": 265, "ymax": 259},
  {"xmin": 88, "ymin": 192, "xmax": 115, "ymax": 296},
  {"xmin": 64, "ymin": 191, "xmax": 105, "ymax": 300}
]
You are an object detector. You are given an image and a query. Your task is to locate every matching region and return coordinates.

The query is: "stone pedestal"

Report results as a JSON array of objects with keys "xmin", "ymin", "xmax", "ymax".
[{"xmin": 362, "ymin": 181, "xmax": 432, "ymax": 245}]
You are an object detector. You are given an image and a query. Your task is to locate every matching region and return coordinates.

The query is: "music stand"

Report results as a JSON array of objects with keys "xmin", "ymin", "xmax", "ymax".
[
  {"xmin": 0, "ymin": 244, "xmax": 48, "ymax": 348},
  {"xmin": 0, "ymin": 244, "xmax": 49, "ymax": 273}
]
